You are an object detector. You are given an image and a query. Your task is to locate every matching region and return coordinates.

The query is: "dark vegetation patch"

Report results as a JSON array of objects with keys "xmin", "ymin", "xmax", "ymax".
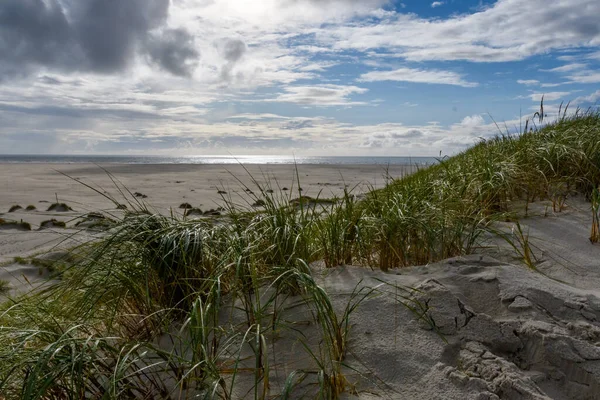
[
  {"xmin": 8, "ymin": 205, "xmax": 22, "ymax": 213},
  {"xmin": 290, "ymin": 196, "xmax": 337, "ymax": 206},
  {"xmin": 0, "ymin": 219, "xmax": 31, "ymax": 231},
  {"xmin": 39, "ymin": 219, "xmax": 67, "ymax": 230},
  {"xmin": 13, "ymin": 257, "xmax": 28, "ymax": 265},
  {"xmin": 47, "ymin": 203, "xmax": 73, "ymax": 212},
  {"xmin": 184, "ymin": 208, "xmax": 203, "ymax": 217},
  {"xmin": 75, "ymin": 213, "xmax": 114, "ymax": 230}
]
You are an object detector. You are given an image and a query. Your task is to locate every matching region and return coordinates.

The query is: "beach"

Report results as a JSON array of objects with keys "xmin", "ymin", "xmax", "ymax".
[{"xmin": 0, "ymin": 162, "xmax": 414, "ymax": 264}]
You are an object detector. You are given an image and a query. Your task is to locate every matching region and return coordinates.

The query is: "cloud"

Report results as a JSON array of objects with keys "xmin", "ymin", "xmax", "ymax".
[
  {"xmin": 220, "ymin": 39, "xmax": 247, "ymax": 63},
  {"xmin": 358, "ymin": 67, "xmax": 478, "ymax": 87},
  {"xmin": 528, "ymin": 92, "xmax": 571, "ymax": 102},
  {"xmin": 459, "ymin": 114, "xmax": 486, "ymax": 127},
  {"xmin": 566, "ymin": 69, "xmax": 600, "ymax": 84},
  {"xmin": 273, "ymin": 84, "xmax": 368, "ymax": 106},
  {"xmin": 146, "ymin": 29, "xmax": 200, "ymax": 77},
  {"xmin": 228, "ymin": 113, "xmax": 290, "ymax": 120},
  {"xmin": 431, "ymin": 2, "xmax": 445, "ymax": 8},
  {"xmin": 317, "ymin": 0, "xmax": 600, "ymax": 62},
  {"xmin": 573, "ymin": 90, "xmax": 600, "ymax": 105},
  {"xmin": 517, "ymin": 80, "xmax": 539, "ymax": 86},
  {"xmin": 0, "ymin": 0, "xmax": 199, "ymax": 78},
  {"xmin": 541, "ymin": 63, "xmax": 588, "ymax": 73}
]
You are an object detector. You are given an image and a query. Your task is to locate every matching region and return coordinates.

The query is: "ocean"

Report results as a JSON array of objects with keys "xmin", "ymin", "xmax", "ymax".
[{"xmin": 0, "ymin": 155, "xmax": 437, "ymax": 165}]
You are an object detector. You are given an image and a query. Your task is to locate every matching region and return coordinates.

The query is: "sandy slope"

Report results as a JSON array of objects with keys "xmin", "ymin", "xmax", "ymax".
[
  {"xmin": 157, "ymin": 199, "xmax": 600, "ymax": 399},
  {"xmin": 219, "ymin": 198, "xmax": 600, "ymax": 399}
]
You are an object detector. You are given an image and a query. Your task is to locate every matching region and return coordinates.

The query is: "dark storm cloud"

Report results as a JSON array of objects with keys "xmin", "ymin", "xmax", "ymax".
[
  {"xmin": 72, "ymin": 0, "xmax": 170, "ymax": 72},
  {"xmin": 0, "ymin": 0, "xmax": 200, "ymax": 79},
  {"xmin": 0, "ymin": 0, "xmax": 76, "ymax": 77}
]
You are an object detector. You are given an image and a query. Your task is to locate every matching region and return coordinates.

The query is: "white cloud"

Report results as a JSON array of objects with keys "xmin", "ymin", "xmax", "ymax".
[
  {"xmin": 228, "ymin": 113, "xmax": 290, "ymax": 120},
  {"xmin": 358, "ymin": 67, "xmax": 478, "ymax": 87},
  {"xmin": 431, "ymin": 2, "xmax": 445, "ymax": 8},
  {"xmin": 272, "ymin": 84, "xmax": 369, "ymax": 106},
  {"xmin": 460, "ymin": 114, "xmax": 486, "ymax": 127},
  {"xmin": 567, "ymin": 70, "xmax": 600, "ymax": 84},
  {"xmin": 573, "ymin": 90, "xmax": 600, "ymax": 105},
  {"xmin": 528, "ymin": 92, "xmax": 571, "ymax": 102},
  {"xmin": 517, "ymin": 79, "xmax": 539, "ymax": 86},
  {"xmin": 542, "ymin": 63, "xmax": 588, "ymax": 73},
  {"xmin": 540, "ymin": 82, "xmax": 566, "ymax": 88},
  {"xmin": 316, "ymin": 0, "xmax": 600, "ymax": 62},
  {"xmin": 517, "ymin": 79, "xmax": 566, "ymax": 88}
]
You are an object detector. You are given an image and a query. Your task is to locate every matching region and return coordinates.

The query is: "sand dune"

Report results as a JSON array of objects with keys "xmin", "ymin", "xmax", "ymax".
[{"xmin": 2, "ymin": 163, "xmax": 600, "ymax": 398}]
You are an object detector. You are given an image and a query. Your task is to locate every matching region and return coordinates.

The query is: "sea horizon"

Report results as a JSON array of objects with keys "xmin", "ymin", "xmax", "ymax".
[{"xmin": 0, "ymin": 154, "xmax": 438, "ymax": 165}]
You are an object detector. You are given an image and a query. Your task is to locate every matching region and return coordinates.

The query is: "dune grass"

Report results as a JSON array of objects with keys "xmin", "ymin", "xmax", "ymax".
[
  {"xmin": 8, "ymin": 205, "xmax": 22, "ymax": 213},
  {"xmin": 47, "ymin": 202, "xmax": 73, "ymax": 212},
  {"xmin": 40, "ymin": 219, "xmax": 67, "ymax": 229},
  {"xmin": 0, "ymin": 108, "xmax": 599, "ymax": 398},
  {"xmin": 0, "ymin": 219, "xmax": 32, "ymax": 231}
]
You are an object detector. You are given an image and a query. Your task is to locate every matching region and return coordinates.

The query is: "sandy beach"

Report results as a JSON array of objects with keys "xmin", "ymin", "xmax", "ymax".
[{"xmin": 0, "ymin": 162, "xmax": 412, "ymax": 264}]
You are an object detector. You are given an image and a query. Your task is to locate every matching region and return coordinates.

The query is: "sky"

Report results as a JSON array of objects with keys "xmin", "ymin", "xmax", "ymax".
[{"xmin": 0, "ymin": 0, "xmax": 599, "ymax": 156}]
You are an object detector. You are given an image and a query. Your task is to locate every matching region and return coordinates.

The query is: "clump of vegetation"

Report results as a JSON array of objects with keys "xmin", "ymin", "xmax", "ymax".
[
  {"xmin": 39, "ymin": 219, "xmax": 67, "ymax": 229},
  {"xmin": 0, "ymin": 219, "xmax": 31, "ymax": 231},
  {"xmin": 25, "ymin": 205, "xmax": 36, "ymax": 211},
  {"xmin": 47, "ymin": 203, "xmax": 73, "ymax": 212},
  {"xmin": 8, "ymin": 205, "xmax": 22, "ymax": 213},
  {"xmin": 184, "ymin": 207, "xmax": 203, "ymax": 217},
  {"xmin": 179, "ymin": 202, "xmax": 192, "ymax": 209},
  {"xmin": 13, "ymin": 256, "xmax": 28, "ymax": 265},
  {"xmin": 74, "ymin": 212, "xmax": 114, "ymax": 231},
  {"xmin": 291, "ymin": 195, "xmax": 336, "ymax": 206},
  {"xmin": 0, "ymin": 279, "xmax": 10, "ymax": 293}
]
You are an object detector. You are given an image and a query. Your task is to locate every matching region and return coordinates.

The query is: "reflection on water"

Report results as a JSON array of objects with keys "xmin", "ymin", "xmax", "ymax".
[{"xmin": 0, "ymin": 155, "xmax": 438, "ymax": 165}]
